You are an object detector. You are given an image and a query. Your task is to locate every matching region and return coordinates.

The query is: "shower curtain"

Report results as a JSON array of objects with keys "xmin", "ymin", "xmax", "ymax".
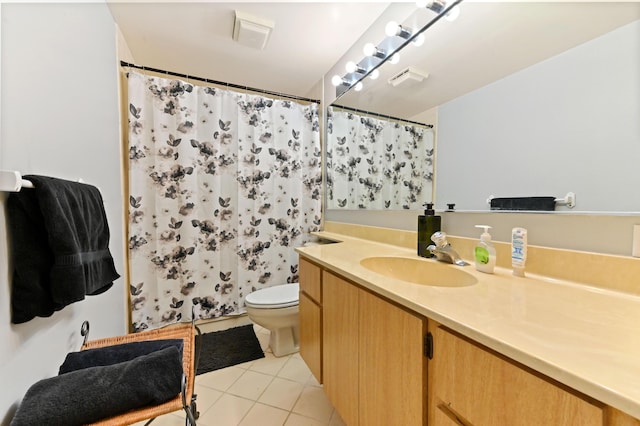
[
  {"xmin": 326, "ymin": 106, "xmax": 434, "ymax": 210},
  {"xmin": 127, "ymin": 70, "xmax": 321, "ymax": 331}
]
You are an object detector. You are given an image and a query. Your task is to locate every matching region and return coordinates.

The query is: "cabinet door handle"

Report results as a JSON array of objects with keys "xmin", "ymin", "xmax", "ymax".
[{"xmin": 437, "ymin": 402, "xmax": 473, "ymax": 426}]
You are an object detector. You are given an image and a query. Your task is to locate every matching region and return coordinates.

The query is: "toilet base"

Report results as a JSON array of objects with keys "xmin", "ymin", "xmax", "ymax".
[{"xmin": 270, "ymin": 325, "xmax": 300, "ymax": 357}]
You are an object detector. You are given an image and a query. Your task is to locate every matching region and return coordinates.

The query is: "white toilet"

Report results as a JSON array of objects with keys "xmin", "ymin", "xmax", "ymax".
[{"xmin": 245, "ymin": 283, "xmax": 300, "ymax": 357}]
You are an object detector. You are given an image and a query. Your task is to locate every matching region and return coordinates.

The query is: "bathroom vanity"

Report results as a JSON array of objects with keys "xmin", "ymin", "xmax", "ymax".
[{"xmin": 296, "ymin": 227, "xmax": 640, "ymax": 426}]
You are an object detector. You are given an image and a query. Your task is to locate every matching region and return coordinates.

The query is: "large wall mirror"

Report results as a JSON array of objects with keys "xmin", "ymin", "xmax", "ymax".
[{"xmin": 326, "ymin": 2, "xmax": 640, "ymax": 213}]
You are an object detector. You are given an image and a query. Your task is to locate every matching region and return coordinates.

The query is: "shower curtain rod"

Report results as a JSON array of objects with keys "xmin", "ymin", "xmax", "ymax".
[
  {"xmin": 331, "ymin": 104, "xmax": 433, "ymax": 128},
  {"xmin": 120, "ymin": 61, "xmax": 320, "ymax": 104}
]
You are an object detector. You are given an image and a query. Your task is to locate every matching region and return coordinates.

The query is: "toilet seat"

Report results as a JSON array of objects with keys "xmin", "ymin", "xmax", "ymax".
[{"xmin": 245, "ymin": 283, "xmax": 299, "ymax": 309}]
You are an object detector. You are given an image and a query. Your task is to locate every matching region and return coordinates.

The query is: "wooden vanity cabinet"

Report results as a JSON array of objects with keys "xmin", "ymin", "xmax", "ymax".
[
  {"xmin": 323, "ymin": 270, "xmax": 427, "ymax": 426},
  {"xmin": 299, "ymin": 257, "xmax": 322, "ymax": 382},
  {"xmin": 428, "ymin": 322, "xmax": 605, "ymax": 426},
  {"xmin": 299, "ymin": 255, "xmax": 639, "ymax": 426}
]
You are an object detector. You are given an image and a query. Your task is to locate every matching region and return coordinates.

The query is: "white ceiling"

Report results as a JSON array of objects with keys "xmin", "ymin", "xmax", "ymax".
[
  {"xmin": 107, "ymin": 2, "xmax": 390, "ymax": 99},
  {"xmin": 334, "ymin": 1, "xmax": 640, "ymax": 118},
  {"xmin": 108, "ymin": 1, "xmax": 640, "ymax": 115}
]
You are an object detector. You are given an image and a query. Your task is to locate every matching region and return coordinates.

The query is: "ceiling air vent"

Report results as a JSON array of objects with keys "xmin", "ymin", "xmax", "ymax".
[
  {"xmin": 233, "ymin": 11, "xmax": 274, "ymax": 50},
  {"xmin": 388, "ymin": 66, "xmax": 429, "ymax": 87}
]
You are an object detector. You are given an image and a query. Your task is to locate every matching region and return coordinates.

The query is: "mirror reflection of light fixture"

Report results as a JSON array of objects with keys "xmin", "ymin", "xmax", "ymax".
[
  {"xmin": 412, "ymin": 33, "xmax": 425, "ymax": 47},
  {"xmin": 389, "ymin": 53, "xmax": 400, "ymax": 65},
  {"xmin": 369, "ymin": 69, "xmax": 380, "ymax": 80},
  {"xmin": 445, "ymin": 5, "xmax": 460, "ymax": 21},
  {"xmin": 354, "ymin": 82, "xmax": 363, "ymax": 91}
]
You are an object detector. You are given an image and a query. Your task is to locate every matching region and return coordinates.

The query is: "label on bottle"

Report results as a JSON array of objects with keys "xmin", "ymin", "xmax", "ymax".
[{"xmin": 475, "ymin": 246, "xmax": 489, "ymax": 265}]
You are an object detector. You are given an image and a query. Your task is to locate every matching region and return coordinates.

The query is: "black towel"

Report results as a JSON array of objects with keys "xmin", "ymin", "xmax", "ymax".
[
  {"xmin": 59, "ymin": 339, "xmax": 184, "ymax": 374},
  {"xmin": 490, "ymin": 196, "xmax": 556, "ymax": 211},
  {"xmin": 10, "ymin": 346, "xmax": 183, "ymax": 426},
  {"xmin": 7, "ymin": 175, "xmax": 120, "ymax": 324}
]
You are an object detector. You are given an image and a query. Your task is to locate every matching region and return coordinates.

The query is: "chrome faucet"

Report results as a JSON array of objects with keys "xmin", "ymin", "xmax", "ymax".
[{"xmin": 427, "ymin": 231, "xmax": 469, "ymax": 266}]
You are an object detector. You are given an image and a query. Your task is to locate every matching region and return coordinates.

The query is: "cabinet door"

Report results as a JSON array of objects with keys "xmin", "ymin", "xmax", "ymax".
[
  {"xmin": 299, "ymin": 291, "xmax": 322, "ymax": 382},
  {"xmin": 359, "ymin": 289, "xmax": 427, "ymax": 426},
  {"xmin": 607, "ymin": 407, "xmax": 640, "ymax": 426},
  {"xmin": 429, "ymin": 324, "xmax": 604, "ymax": 426},
  {"xmin": 323, "ymin": 271, "xmax": 359, "ymax": 426},
  {"xmin": 299, "ymin": 256, "xmax": 321, "ymax": 303}
]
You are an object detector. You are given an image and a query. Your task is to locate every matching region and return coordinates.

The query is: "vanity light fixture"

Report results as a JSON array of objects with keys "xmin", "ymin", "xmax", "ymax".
[
  {"xmin": 331, "ymin": 75, "xmax": 348, "ymax": 87},
  {"xmin": 387, "ymin": 21, "xmax": 425, "ymax": 47},
  {"xmin": 333, "ymin": 0, "xmax": 464, "ymax": 98},
  {"xmin": 422, "ymin": 0, "xmax": 447, "ymax": 14},
  {"xmin": 346, "ymin": 61, "xmax": 366, "ymax": 74},
  {"xmin": 385, "ymin": 21, "xmax": 412, "ymax": 39},
  {"xmin": 363, "ymin": 43, "xmax": 387, "ymax": 59}
]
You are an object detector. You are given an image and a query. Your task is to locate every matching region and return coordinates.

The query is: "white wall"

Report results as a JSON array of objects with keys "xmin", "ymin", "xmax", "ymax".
[{"xmin": 0, "ymin": 3, "xmax": 125, "ymax": 423}]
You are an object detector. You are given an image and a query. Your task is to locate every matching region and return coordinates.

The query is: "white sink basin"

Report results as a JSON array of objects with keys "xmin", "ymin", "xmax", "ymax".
[{"xmin": 360, "ymin": 256, "xmax": 477, "ymax": 287}]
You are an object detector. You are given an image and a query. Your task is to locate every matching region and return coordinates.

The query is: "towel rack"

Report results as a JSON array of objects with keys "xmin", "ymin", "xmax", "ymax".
[
  {"xmin": 0, "ymin": 170, "xmax": 87, "ymax": 192},
  {"xmin": 554, "ymin": 192, "xmax": 576, "ymax": 208},
  {"xmin": 0, "ymin": 170, "xmax": 34, "ymax": 192}
]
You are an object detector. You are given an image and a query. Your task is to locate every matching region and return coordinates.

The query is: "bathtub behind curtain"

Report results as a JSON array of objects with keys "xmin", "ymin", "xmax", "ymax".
[{"xmin": 127, "ymin": 70, "xmax": 321, "ymax": 331}]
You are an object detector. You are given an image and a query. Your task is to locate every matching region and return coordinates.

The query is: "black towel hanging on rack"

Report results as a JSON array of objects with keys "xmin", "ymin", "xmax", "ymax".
[
  {"xmin": 490, "ymin": 196, "xmax": 556, "ymax": 211},
  {"xmin": 7, "ymin": 175, "xmax": 120, "ymax": 324}
]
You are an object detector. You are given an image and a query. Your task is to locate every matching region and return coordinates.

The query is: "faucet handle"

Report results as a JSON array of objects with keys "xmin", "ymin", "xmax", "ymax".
[{"xmin": 431, "ymin": 231, "xmax": 448, "ymax": 248}]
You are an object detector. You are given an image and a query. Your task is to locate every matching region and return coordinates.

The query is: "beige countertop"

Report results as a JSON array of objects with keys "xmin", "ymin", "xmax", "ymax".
[{"xmin": 295, "ymin": 232, "xmax": 640, "ymax": 419}]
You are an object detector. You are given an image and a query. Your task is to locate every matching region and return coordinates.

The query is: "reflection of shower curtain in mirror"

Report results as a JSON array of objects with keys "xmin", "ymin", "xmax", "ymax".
[
  {"xmin": 126, "ymin": 70, "xmax": 321, "ymax": 332},
  {"xmin": 326, "ymin": 107, "xmax": 434, "ymax": 210}
]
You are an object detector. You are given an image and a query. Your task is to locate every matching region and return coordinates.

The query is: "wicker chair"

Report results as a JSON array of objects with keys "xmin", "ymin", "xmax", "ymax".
[{"xmin": 79, "ymin": 320, "xmax": 201, "ymax": 426}]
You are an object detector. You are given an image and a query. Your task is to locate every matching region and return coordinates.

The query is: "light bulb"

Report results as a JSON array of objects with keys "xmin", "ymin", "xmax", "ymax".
[
  {"xmin": 385, "ymin": 21, "xmax": 400, "ymax": 37},
  {"xmin": 445, "ymin": 5, "xmax": 460, "ymax": 21},
  {"xmin": 346, "ymin": 61, "xmax": 357, "ymax": 73},
  {"xmin": 412, "ymin": 33, "xmax": 425, "ymax": 47},
  {"xmin": 389, "ymin": 53, "xmax": 400, "ymax": 65},
  {"xmin": 363, "ymin": 43, "xmax": 377, "ymax": 57},
  {"xmin": 425, "ymin": 0, "xmax": 446, "ymax": 14},
  {"xmin": 416, "ymin": 0, "xmax": 428, "ymax": 7},
  {"xmin": 369, "ymin": 69, "xmax": 380, "ymax": 80},
  {"xmin": 331, "ymin": 75, "xmax": 344, "ymax": 87},
  {"xmin": 354, "ymin": 82, "xmax": 363, "ymax": 92}
]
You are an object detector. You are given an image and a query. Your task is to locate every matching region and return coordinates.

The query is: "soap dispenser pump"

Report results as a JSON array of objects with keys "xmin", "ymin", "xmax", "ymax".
[
  {"xmin": 474, "ymin": 225, "xmax": 496, "ymax": 274},
  {"xmin": 417, "ymin": 203, "xmax": 441, "ymax": 258}
]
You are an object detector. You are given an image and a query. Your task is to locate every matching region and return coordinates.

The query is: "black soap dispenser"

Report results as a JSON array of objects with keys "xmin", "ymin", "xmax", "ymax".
[{"xmin": 417, "ymin": 203, "xmax": 441, "ymax": 258}]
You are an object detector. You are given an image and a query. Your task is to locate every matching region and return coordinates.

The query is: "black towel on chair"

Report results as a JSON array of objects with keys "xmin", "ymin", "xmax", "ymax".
[
  {"xmin": 10, "ymin": 346, "xmax": 183, "ymax": 426},
  {"xmin": 59, "ymin": 339, "xmax": 184, "ymax": 374},
  {"xmin": 7, "ymin": 175, "xmax": 120, "ymax": 324}
]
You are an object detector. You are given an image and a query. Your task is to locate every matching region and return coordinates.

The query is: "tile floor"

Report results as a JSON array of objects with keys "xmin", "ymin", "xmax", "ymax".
[{"xmin": 134, "ymin": 323, "xmax": 346, "ymax": 426}]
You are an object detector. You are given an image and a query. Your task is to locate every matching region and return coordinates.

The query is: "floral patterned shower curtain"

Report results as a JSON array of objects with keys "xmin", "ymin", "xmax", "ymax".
[
  {"xmin": 127, "ymin": 70, "xmax": 321, "ymax": 331},
  {"xmin": 326, "ymin": 106, "xmax": 434, "ymax": 210}
]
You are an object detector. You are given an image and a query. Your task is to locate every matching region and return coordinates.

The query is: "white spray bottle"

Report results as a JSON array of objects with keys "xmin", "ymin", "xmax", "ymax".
[{"xmin": 512, "ymin": 227, "xmax": 528, "ymax": 277}]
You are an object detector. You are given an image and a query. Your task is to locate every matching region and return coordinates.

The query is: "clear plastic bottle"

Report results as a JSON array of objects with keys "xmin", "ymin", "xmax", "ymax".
[{"xmin": 474, "ymin": 225, "xmax": 496, "ymax": 274}]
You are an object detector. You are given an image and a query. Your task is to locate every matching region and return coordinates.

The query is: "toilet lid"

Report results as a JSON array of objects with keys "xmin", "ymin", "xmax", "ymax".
[{"xmin": 245, "ymin": 283, "xmax": 299, "ymax": 309}]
